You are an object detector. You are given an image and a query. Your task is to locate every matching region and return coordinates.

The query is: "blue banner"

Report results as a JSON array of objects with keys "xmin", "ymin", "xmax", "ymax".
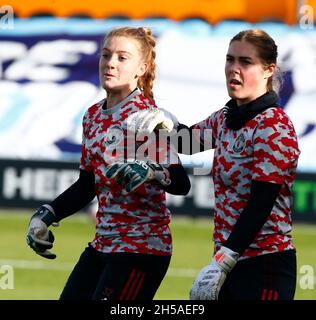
[{"xmin": 0, "ymin": 18, "xmax": 316, "ymax": 173}]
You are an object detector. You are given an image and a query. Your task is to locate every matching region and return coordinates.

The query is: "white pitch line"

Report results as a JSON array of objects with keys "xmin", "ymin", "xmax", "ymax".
[
  {"xmin": 0, "ymin": 259, "xmax": 199, "ymax": 277},
  {"xmin": 1, "ymin": 259, "xmax": 315, "ymax": 284},
  {"xmin": 0, "ymin": 259, "xmax": 74, "ymax": 271},
  {"xmin": 166, "ymin": 268, "xmax": 198, "ymax": 277}
]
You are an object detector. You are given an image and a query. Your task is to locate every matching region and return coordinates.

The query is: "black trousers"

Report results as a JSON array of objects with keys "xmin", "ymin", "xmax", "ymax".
[
  {"xmin": 219, "ymin": 250, "xmax": 297, "ymax": 300},
  {"xmin": 60, "ymin": 245, "xmax": 171, "ymax": 300}
]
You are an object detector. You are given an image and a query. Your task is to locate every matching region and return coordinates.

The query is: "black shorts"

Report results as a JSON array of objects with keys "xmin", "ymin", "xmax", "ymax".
[
  {"xmin": 219, "ymin": 250, "xmax": 297, "ymax": 300},
  {"xmin": 60, "ymin": 245, "xmax": 171, "ymax": 300}
]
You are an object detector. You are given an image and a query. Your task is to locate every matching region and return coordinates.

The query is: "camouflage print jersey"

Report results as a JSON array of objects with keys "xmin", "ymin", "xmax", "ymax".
[
  {"xmin": 80, "ymin": 89, "xmax": 176, "ymax": 256},
  {"xmin": 193, "ymin": 106, "xmax": 300, "ymax": 259}
]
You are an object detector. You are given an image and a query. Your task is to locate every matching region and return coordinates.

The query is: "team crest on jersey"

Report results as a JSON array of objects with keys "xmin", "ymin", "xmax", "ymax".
[
  {"xmin": 233, "ymin": 133, "xmax": 246, "ymax": 153},
  {"xmin": 104, "ymin": 125, "xmax": 124, "ymax": 147}
]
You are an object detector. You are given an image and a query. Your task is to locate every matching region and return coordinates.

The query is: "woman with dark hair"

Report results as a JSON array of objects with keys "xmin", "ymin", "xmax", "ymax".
[{"xmin": 129, "ymin": 29, "xmax": 300, "ymax": 300}]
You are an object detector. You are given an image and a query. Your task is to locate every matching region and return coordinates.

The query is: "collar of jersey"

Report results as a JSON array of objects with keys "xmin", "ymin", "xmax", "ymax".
[
  {"xmin": 101, "ymin": 88, "xmax": 141, "ymax": 116},
  {"xmin": 224, "ymin": 90, "xmax": 279, "ymax": 130}
]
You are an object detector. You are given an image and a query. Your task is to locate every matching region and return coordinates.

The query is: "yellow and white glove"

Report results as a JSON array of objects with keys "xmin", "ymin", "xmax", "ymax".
[
  {"xmin": 126, "ymin": 108, "xmax": 179, "ymax": 136},
  {"xmin": 190, "ymin": 246, "xmax": 239, "ymax": 300}
]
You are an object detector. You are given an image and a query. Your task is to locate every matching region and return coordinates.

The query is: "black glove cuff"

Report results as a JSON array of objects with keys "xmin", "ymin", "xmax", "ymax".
[
  {"xmin": 33, "ymin": 205, "xmax": 57, "ymax": 227},
  {"xmin": 148, "ymin": 162, "xmax": 171, "ymax": 186}
]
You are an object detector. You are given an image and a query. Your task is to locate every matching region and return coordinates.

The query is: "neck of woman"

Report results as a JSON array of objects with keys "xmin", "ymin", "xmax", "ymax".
[{"xmin": 106, "ymin": 87, "xmax": 137, "ymax": 109}]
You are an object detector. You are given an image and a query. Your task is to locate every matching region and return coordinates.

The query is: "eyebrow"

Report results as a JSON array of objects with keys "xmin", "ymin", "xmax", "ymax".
[
  {"xmin": 226, "ymin": 54, "xmax": 252, "ymax": 61},
  {"xmin": 102, "ymin": 48, "xmax": 132, "ymax": 55}
]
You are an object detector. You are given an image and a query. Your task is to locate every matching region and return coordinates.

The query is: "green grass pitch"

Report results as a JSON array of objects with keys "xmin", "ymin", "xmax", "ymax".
[{"xmin": 0, "ymin": 210, "xmax": 315, "ymax": 300}]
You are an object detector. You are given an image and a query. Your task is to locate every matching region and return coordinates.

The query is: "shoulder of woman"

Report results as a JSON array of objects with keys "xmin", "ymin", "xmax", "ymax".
[
  {"xmin": 260, "ymin": 107, "xmax": 294, "ymax": 126},
  {"xmin": 129, "ymin": 91, "xmax": 156, "ymax": 110},
  {"xmin": 82, "ymin": 99, "xmax": 104, "ymax": 124}
]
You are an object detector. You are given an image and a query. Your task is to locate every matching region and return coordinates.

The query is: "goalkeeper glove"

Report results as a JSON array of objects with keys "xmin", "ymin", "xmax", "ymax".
[
  {"xmin": 105, "ymin": 159, "xmax": 171, "ymax": 193},
  {"xmin": 126, "ymin": 108, "xmax": 179, "ymax": 136},
  {"xmin": 189, "ymin": 246, "xmax": 239, "ymax": 300},
  {"xmin": 26, "ymin": 205, "xmax": 58, "ymax": 259}
]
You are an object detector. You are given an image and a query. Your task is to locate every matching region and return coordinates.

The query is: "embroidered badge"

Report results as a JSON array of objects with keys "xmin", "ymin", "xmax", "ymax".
[{"xmin": 233, "ymin": 133, "xmax": 246, "ymax": 153}]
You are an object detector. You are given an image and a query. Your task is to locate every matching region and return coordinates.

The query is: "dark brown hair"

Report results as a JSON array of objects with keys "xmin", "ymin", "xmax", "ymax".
[{"xmin": 230, "ymin": 29, "xmax": 280, "ymax": 91}]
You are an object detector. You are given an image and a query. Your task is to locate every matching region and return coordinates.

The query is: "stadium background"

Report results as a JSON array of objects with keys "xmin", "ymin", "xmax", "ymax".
[{"xmin": 0, "ymin": 0, "xmax": 316, "ymax": 299}]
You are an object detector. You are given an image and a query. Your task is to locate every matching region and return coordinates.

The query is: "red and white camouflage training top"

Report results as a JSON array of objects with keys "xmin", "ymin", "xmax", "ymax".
[
  {"xmin": 193, "ymin": 106, "xmax": 300, "ymax": 259},
  {"xmin": 80, "ymin": 89, "xmax": 175, "ymax": 256}
]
